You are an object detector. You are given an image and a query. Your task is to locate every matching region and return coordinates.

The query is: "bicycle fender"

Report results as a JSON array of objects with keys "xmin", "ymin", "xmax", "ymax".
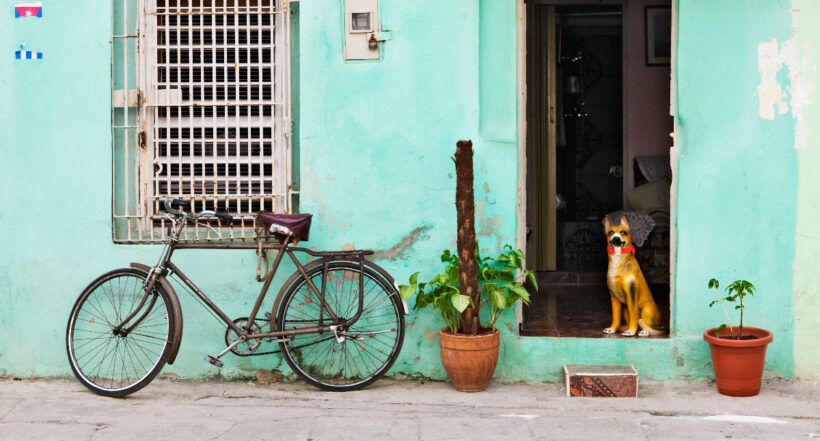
[
  {"xmin": 270, "ymin": 259, "xmax": 408, "ymax": 327},
  {"xmin": 361, "ymin": 259, "xmax": 409, "ymax": 315},
  {"xmin": 131, "ymin": 263, "xmax": 184, "ymax": 365}
]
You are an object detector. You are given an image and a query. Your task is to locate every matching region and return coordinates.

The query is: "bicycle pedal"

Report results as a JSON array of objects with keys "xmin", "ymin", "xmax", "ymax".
[{"xmin": 204, "ymin": 355, "xmax": 224, "ymax": 368}]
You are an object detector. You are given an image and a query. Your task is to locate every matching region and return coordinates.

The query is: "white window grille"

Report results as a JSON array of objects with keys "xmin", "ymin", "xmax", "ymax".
[{"xmin": 112, "ymin": 0, "xmax": 292, "ymax": 243}]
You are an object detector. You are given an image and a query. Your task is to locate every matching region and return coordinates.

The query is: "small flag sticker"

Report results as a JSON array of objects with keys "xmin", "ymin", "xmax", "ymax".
[
  {"xmin": 15, "ymin": 45, "xmax": 43, "ymax": 60},
  {"xmin": 14, "ymin": 2, "xmax": 42, "ymax": 18}
]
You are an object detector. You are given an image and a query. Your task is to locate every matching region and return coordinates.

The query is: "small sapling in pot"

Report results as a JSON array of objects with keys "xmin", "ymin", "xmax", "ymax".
[{"xmin": 703, "ymin": 278, "xmax": 773, "ymax": 397}]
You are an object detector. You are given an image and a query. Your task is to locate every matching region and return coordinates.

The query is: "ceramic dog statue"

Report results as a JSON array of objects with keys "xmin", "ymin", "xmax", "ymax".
[{"xmin": 603, "ymin": 216, "xmax": 664, "ymax": 337}]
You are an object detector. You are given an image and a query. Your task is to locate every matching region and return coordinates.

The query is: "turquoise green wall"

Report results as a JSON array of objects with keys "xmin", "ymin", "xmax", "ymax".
[
  {"xmin": 0, "ymin": 0, "xmax": 307, "ymax": 379},
  {"xmin": 296, "ymin": 0, "xmax": 520, "ymax": 380},
  {"xmin": 0, "ymin": 0, "xmax": 817, "ymax": 382},
  {"xmin": 672, "ymin": 0, "xmax": 797, "ymax": 379},
  {"xmin": 791, "ymin": 0, "xmax": 820, "ymax": 378}
]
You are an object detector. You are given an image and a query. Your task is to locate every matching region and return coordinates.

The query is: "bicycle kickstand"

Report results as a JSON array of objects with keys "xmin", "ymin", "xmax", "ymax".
[{"xmin": 204, "ymin": 335, "xmax": 247, "ymax": 368}]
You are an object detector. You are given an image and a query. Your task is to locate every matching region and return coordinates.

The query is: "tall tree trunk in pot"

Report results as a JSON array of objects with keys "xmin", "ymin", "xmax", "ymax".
[{"xmin": 454, "ymin": 140, "xmax": 480, "ymax": 335}]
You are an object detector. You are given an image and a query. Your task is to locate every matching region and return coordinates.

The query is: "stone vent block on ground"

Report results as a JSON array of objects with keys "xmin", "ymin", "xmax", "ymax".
[{"xmin": 564, "ymin": 365, "xmax": 638, "ymax": 397}]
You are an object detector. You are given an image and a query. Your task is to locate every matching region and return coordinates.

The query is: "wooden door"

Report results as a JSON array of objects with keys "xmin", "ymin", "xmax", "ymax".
[{"xmin": 526, "ymin": 4, "xmax": 557, "ymax": 271}]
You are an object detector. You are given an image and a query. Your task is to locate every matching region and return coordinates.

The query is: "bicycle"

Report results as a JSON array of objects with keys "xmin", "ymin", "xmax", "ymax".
[{"xmin": 66, "ymin": 199, "xmax": 406, "ymax": 397}]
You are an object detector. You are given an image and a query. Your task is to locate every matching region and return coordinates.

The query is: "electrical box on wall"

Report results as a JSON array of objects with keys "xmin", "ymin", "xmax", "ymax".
[{"xmin": 344, "ymin": 0, "xmax": 380, "ymax": 60}]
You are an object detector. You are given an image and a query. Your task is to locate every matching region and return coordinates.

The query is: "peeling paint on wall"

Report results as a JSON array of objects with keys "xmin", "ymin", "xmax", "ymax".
[
  {"xmin": 757, "ymin": 37, "xmax": 816, "ymax": 149},
  {"xmin": 423, "ymin": 330, "xmax": 438, "ymax": 347},
  {"xmin": 758, "ymin": 38, "xmax": 793, "ymax": 120}
]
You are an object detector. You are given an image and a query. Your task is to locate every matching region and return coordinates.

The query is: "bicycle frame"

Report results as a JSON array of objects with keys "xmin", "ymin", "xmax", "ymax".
[{"xmin": 113, "ymin": 213, "xmax": 371, "ymax": 345}]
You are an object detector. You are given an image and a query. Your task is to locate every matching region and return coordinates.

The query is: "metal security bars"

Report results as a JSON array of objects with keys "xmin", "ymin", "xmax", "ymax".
[{"xmin": 112, "ymin": 0, "xmax": 291, "ymax": 243}]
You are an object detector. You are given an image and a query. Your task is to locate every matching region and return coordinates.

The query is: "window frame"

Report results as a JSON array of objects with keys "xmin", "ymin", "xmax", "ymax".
[{"xmin": 112, "ymin": 0, "xmax": 293, "ymax": 244}]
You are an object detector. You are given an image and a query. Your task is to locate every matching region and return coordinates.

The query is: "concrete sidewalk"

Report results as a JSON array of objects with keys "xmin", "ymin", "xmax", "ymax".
[{"xmin": 0, "ymin": 377, "xmax": 817, "ymax": 440}]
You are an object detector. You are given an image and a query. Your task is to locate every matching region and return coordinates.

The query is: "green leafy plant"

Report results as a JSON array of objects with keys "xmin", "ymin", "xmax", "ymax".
[
  {"xmin": 707, "ymin": 278, "xmax": 755, "ymax": 339},
  {"xmin": 400, "ymin": 245, "xmax": 537, "ymax": 334}
]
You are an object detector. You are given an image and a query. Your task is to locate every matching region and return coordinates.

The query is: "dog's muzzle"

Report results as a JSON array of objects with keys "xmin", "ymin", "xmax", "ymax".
[{"xmin": 610, "ymin": 236, "xmax": 624, "ymax": 247}]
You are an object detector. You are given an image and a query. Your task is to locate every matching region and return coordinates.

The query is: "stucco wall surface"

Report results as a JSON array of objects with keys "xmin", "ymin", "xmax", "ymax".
[
  {"xmin": 0, "ymin": 0, "xmax": 817, "ymax": 383},
  {"xmin": 673, "ymin": 0, "xmax": 798, "ymax": 379},
  {"xmin": 0, "ymin": 0, "xmax": 523, "ymax": 382},
  {"xmin": 791, "ymin": 0, "xmax": 820, "ymax": 378}
]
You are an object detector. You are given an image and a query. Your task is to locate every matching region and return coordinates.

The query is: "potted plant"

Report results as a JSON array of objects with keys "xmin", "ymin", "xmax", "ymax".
[
  {"xmin": 703, "ymin": 279, "xmax": 773, "ymax": 397},
  {"xmin": 399, "ymin": 140, "xmax": 536, "ymax": 392},
  {"xmin": 400, "ymin": 246, "xmax": 535, "ymax": 391}
]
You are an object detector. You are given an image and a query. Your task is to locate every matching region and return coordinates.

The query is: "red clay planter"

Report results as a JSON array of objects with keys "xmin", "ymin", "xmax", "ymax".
[
  {"xmin": 438, "ymin": 329, "xmax": 500, "ymax": 392},
  {"xmin": 703, "ymin": 326, "xmax": 773, "ymax": 397}
]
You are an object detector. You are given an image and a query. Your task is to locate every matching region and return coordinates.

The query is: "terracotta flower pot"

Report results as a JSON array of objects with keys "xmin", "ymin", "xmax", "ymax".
[
  {"xmin": 438, "ymin": 328, "xmax": 500, "ymax": 392},
  {"xmin": 703, "ymin": 326, "xmax": 773, "ymax": 397}
]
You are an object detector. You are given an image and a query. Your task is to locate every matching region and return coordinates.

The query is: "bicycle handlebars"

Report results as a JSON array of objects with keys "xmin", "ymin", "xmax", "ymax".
[
  {"xmin": 162, "ymin": 198, "xmax": 234, "ymax": 222},
  {"xmin": 165, "ymin": 198, "xmax": 190, "ymax": 211}
]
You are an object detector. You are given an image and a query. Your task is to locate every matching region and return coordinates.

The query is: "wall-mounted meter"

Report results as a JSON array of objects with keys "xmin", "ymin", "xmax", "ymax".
[
  {"xmin": 344, "ymin": 0, "xmax": 380, "ymax": 60},
  {"xmin": 351, "ymin": 12, "xmax": 373, "ymax": 32}
]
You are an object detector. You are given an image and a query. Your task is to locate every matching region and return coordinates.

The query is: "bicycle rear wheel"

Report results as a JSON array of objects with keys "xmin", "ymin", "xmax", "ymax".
[
  {"xmin": 66, "ymin": 268, "xmax": 174, "ymax": 397},
  {"xmin": 276, "ymin": 262, "xmax": 405, "ymax": 391}
]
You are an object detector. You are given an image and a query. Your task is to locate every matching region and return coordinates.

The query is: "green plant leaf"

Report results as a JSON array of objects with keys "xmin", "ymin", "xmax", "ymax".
[
  {"xmin": 509, "ymin": 255, "xmax": 520, "ymax": 269},
  {"xmin": 482, "ymin": 281, "xmax": 499, "ymax": 293},
  {"xmin": 399, "ymin": 285, "xmax": 415, "ymax": 301},
  {"xmin": 407, "ymin": 244, "xmax": 537, "ymax": 328},
  {"xmin": 414, "ymin": 291, "xmax": 432, "ymax": 310},
  {"xmin": 433, "ymin": 294, "xmax": 450, "ymax": 313},
  {"xmin": 440, "ymin": 249, "xmax": 451, "ymax": 263},
  {"xmin": 716, "ymin": 323, "xmax": 727, "ymax": 337},
  {"xmin": 451, "ymin": 293, "xmax": 471, "ymax": 313},
  {"xmin": 527, "ymin": 271, "xmax": 538, "ymax": 290},
  {"xmin": 498, "ymin": 269, "xmax": 515, "ymax": 282},
  {"xmin": 489, "ymin": 288, "xmax": 506, "ymax": 309},
  {"xmin": 507, "ymin": 284, "xmax": 531, "ymax": 305},
  {"xmin": 708, "ymin": 278, "xmax": 719, "ymax": 289},
  {"xmin": 399, "ymin": 272, "xmax": 420, "ymax": 301}
]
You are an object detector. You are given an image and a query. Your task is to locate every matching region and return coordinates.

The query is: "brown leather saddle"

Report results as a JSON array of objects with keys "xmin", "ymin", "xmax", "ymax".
[{"xmin": 256, "ymin": 212, "xmax": 312, "ymax": 244}]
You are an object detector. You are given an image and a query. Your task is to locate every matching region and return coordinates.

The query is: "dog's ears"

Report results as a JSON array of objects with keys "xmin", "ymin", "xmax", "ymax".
[
  {"xmin": 619, "ymin": 216, "xmax": 629, "ymax": 228},
  {"xmin": 604, "ymin": 216, "xmax": 612, "ymax": 230}
]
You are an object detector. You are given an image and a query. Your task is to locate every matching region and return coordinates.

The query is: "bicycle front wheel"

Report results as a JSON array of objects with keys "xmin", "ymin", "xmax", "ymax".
[
  {"xmin": 276, "ymin": 262, "xmax": 405, "ymax": 391},
  {"xmin": 66, "ymin": 268, "xmax": 174, "ymax": 397}
]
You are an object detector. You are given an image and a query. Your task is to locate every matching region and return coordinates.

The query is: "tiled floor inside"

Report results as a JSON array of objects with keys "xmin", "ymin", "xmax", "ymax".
[{"xmin": 521, "ymin": 272, "xmax": 670, "ymax": 338}]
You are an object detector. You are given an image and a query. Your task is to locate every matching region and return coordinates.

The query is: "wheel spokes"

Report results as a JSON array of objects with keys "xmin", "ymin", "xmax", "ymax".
[
  {"xmin": 69, "ymin": 272, "xmax": 170, "ymax": 393},
  {"xmin": 280, "ymin": 266, "xmax": 402, "ymax": 387}
]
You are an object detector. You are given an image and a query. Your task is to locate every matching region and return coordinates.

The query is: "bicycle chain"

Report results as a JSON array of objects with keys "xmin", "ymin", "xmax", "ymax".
[
  {"xmin": 248, "ymin": 335, "xmax": 335, "ymax": 356},
  {"xmin": 230, "ymin": 317, "xmax": 335, "ymax": 357}
]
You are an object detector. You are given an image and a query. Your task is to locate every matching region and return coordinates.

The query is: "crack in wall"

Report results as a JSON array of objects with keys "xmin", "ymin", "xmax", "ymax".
[{"xmin": 374, "ymin": 226, "xmax": 432, "ymax": 261}]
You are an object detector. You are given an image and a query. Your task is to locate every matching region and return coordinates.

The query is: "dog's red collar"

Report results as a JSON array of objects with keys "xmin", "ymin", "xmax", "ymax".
[{"xmin": 607, "ymin": 246, "xmax": 635, "ymax": 255}]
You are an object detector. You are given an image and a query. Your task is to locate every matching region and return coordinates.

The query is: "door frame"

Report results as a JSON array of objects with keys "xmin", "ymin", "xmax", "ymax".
[{"xmin": 515, "ymin": 0, "xmax": 678, "ymax": 333}]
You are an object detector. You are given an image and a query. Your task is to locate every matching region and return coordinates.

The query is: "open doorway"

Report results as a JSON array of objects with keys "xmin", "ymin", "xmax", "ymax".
[{"xmin": 522, "ymin": 1, "xmax": 673, "ymax": 338}]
